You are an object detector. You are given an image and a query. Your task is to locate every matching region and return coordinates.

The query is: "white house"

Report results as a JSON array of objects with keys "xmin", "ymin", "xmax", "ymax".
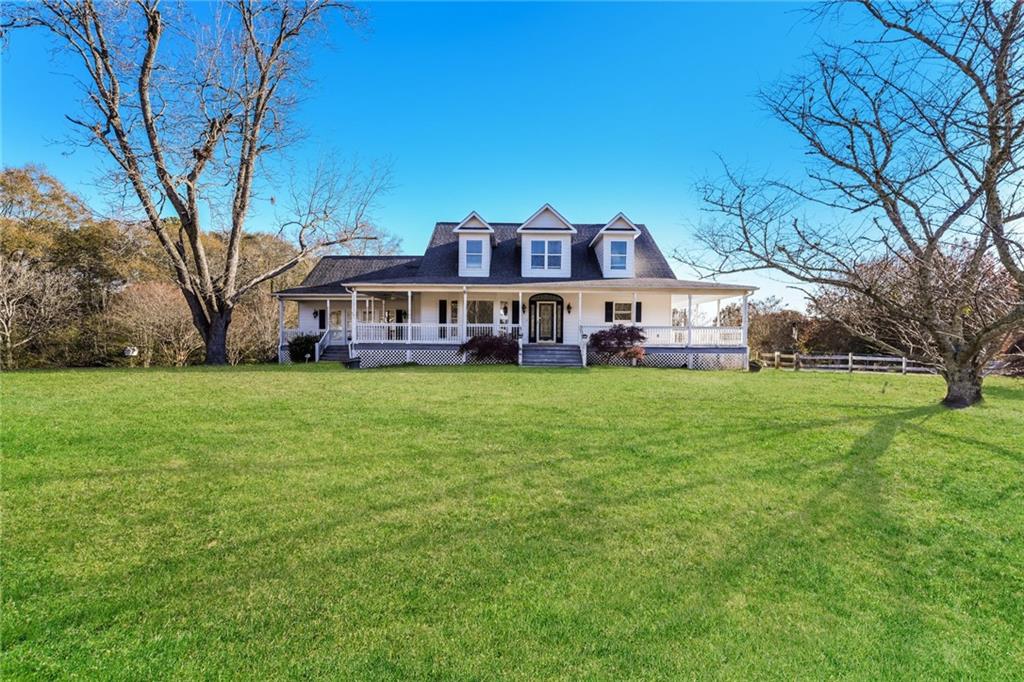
[{"xmin": 275, "ymin": 204, "xmax": 755, "ymax": 368}]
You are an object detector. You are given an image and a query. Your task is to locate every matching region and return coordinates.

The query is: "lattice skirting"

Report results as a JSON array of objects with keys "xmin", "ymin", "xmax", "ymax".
[
  {"xmin": 587, "ymin": 350, "xmax": 746, "ymax": 370},
  {"xmin": 356, "ymin": 348, "xmax": 466, "ymax": 368}
]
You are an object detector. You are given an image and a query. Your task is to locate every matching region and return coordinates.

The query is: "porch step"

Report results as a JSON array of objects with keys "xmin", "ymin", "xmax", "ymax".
[
  {"xmin": 521, "ymin": 344, "xmax": 583, "ymax": 368},
  {"xmin": 319, "ymin": 344, "xmax": 351, "ymax": 363}
]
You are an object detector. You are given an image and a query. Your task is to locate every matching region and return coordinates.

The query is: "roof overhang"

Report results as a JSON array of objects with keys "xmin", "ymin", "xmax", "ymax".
[{"xmin": 275, "ymin": 280, "xmax": 758, "ymax": 297}]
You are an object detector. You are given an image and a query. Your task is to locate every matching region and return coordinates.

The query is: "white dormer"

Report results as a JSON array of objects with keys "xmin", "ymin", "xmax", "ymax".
[
  {"xmin": 590, "ymin": 212, "xmax": 641, "ymax": 278},
  {"xmin": 517, "ymin": 204, "xmax": 576, "ymax": 278},
  {"xmin": 454, "ymin": 211, "xmax": 494, "ymax": 277}
]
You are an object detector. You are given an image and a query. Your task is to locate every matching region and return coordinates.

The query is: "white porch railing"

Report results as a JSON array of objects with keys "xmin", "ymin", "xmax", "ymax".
[
  {"xmin": 579, "ymin": 325, "xmax": 745, "ymax": 347},
  {"xmin": 353, "ymin": 323, "xmax": 523, "ymax": 344}
]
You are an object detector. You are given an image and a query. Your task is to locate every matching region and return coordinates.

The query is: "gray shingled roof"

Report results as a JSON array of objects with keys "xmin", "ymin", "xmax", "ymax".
[
  {"xmin": 278, "ymin": 221, "xmax": 751, "ymax": 294},
  {"xmin": 276, "ymin": 255, "xmax": 422, "ymax": 295}
]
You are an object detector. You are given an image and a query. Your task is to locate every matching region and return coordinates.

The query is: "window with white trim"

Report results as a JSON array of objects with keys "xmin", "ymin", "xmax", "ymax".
[
  {"xmin": 610, "ymin": 240, "xmax": 628, "ymax": 270},
  {"xmin": 613, "ymin": 302, "xmax": 632, "ymax": 322},
  {"xmin": 530, "ymin": 239, "xmax": 562, "ymax": 270},
  {"xmin": 467, "ymin": 300, "xmax": 494, "ymax": 325},
  {"xmin": 465, "ymin": 239, "xmax": 483, "ymax": 269}
]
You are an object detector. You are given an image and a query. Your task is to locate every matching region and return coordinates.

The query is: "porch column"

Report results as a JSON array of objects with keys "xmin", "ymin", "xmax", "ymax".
[
  {"xmin": 326, "ymin": 298, "xmax": 331, "ymax": 335},
  {"xmin": 278, "ymin": 298, "xmax": 284, "ymax": 345},
  {"xmin": 716, "ymin": 298, "xmax": 721, "ymax": 327},
  {"xmin": 518, "ymin": 291, "xmax": 523, "ymax": 339},
  {"xmin": 687, "ymin": 294, "xmax": 693, "ymax": 346},
  {"xmin": 461, "ymin": 287, "xmax": 468, "ymax": 342},
  {"xmin": 741, "ymin": 293, "xmax": 750, "ymax": 370},
  {"xmin": 578, "ymin": 291, "xmax": 583, "ymax": 336},
  {"xmin": 350, "ymin": 289, "xmax": 358, "ymax": 343},
  {"xmin": 407, "ymin": 290, "xmax": 413, "ymax": 346},
  {"xmin": 741, "ymin": 293, "xmax": 749, "ymax": 345}
]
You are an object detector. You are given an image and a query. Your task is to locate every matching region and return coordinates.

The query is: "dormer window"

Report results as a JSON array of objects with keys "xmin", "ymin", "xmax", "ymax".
[
  {"xmin": 465, "ymin": 239, "xmax": 483, "ymax": 269},
  {"xmin": 531, "ymin": 239, "xmax": 562, "ymax": 270},
  {"xmin": 610, "ymin": 240, "xmax": 628, "ymax": 270}
]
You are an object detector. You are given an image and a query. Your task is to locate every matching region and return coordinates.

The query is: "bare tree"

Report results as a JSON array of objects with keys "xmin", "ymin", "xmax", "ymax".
[
  {"xmin": 2, "ymin": 1, "xmax": 392, "ymax": 364},
  {"xmin": 0, "ymin": 256, "xmax": 78, "ymax": 369},
  {"xmin": 682, "ymin": 1, "xmax": 1024, "ymax": 407}
]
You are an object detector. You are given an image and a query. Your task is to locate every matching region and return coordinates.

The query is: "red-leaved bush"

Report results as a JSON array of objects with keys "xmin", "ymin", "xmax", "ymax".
[
  {"xmin": 588, "ymin": 325, "xmax": 646, "ymax": 363},
  {"xmin": 459, "ymin": 334, "xmax": 519, "ymax": 364}
]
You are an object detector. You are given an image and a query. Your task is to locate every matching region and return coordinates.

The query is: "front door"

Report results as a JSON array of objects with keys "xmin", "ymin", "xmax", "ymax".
[{"xmin": 537, "ymin": 301, "xmax": 556, "ymax": 343}]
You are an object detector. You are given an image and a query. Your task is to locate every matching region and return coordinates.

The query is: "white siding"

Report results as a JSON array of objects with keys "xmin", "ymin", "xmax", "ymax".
[
  {"xmin": 593, "ymin": 235, "xmax": 635, "ymax": 278},
  {"xmin": 520, "ymin": 235, "xmax": 572, "ymax": 278},
  {"xmin": 458, "ymin": 234, "xmax": 491, "ymax": 277}
]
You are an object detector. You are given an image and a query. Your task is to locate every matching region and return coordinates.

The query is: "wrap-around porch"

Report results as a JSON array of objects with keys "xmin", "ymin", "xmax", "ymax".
[{"xmin": 277, "ymin": 287, "xmax": 750, "ymax": 366}]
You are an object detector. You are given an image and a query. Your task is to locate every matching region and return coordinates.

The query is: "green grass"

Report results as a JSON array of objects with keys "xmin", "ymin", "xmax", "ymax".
[{"xmin": 2, "ymin": 365, "xmax": 1023, "ymax": 679}]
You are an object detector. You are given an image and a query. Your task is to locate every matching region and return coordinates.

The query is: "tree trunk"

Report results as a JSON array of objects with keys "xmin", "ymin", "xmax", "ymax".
[
  {"xmin": 941, "ymin": 361, "xmax": 984, "ymax": 408},
  {"xmin": 203, "ymin": 310, "xmax": 232, "ymax": 365},
  {"xmin": 1, "ymin": 335, "xmax": 13, "ymax": 371}
]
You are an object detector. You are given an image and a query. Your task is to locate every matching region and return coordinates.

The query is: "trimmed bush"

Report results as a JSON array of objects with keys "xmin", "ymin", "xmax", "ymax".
[
  {"xmin": 459, "ymin": 334, "xmax": 519, "ymax": 364},
  {"xmin": 288, "ymin": 334, "xmax": 319, "ymax": 363},
  {"xmin": 588, "ymin": 325, "xmax": 647, "ymax": 364}
]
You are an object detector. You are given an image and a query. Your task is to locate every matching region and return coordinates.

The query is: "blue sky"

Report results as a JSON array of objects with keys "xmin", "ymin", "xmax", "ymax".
[{"xmin": 1, "ymin": 1, "xmax": 832, "ymax": 307}]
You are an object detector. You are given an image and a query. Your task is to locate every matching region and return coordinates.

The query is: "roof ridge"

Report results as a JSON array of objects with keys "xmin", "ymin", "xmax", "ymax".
[{"xmin": 321, "ymin": 254, "xmax": 420, "ymax": 259}]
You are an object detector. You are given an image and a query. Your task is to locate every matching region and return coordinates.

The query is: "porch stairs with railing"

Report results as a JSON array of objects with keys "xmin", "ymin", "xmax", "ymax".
[
  {"xmin": 318, "ymin": 344, "xmax": 352, "ymax": 363},
  {"xmin": 521, "ymin": 344, "xmax": 583, "ymax": 368}
]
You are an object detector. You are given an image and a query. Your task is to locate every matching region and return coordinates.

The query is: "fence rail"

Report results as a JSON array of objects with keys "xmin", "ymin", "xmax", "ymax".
[{"xmin": 758, "ymin": 352, "xmax": 936, "ymax": 374}]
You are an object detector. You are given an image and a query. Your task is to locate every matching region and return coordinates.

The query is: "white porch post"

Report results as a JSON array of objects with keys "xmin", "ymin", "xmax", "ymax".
[
  {"xmin": 741, "ymin": 293, "xmax": 750, "ymax": 369},
  {"xmin": 277, "ymin": 298, "xmax": 284, "ymax": 345},
  {"xmin": 326, "ymin": 299, "xmax": 331, "ymax": 335},
  {"xmin": 518, "ymin": 291, "xmax": 523, "ymax": 340},
  {"xmin": 461, "ymin": 287, "xmax": 468, "ymax": 342},
  {"xmin": 716, "ymin": 298, "xmax": 721, "ymax": 327},
  {"xmin": 687, "ymin": 294, "xmax": 693, "ymax": 347},
  {"xmin": 350, "ymin": 289, "xmax": 358, "ymax": 343},
  {"xmin": 579, "ymin": 291, "xmax": 586, "ymax": 367}
]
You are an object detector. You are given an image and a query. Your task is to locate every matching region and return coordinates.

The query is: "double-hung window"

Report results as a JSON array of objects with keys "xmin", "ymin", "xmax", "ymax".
[
  {"xmin": 613, "ymin": 302, "xmax": 632, "ymax": 322},
  {"xmin": 610, "ymin": 241, "xmax": 628, "ymax": 270},
  {"xmin": 530, "ymin": 239, "xmax": 562, "ymax": 270},
  {"xmin": 465, "ymin": 239, "xmax": 483, "ymax": 270},
  {"xmin": 466, "ymin": 300, "xmax": 494, "ymax": 325}
]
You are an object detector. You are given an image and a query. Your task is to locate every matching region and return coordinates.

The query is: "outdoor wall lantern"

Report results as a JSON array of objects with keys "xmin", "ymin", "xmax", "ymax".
[
  {"xmin": 521, "ymin": 303, "xmax": 527, "ymax": 313},
  {"xmin": 566, "ymin": 303, "xmax": 573, "ymax": 314}
]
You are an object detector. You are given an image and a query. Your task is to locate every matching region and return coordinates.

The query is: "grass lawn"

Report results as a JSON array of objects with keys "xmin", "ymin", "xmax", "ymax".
[{"xmin": 2, "ymin": 365, "xmax": 1023, "ymax": 679}]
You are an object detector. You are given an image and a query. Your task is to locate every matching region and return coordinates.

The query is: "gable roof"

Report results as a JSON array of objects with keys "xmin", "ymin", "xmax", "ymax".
[
  {"xmin": 277, "ymin": 216, "xmax": 755, "ymax": 294},
  {"xmin": 589, "ymin": 212, "xmax": 642, "ymax": 246},
  {"xmin": 452, "ymin": 211, "xmax": 494, "ymax": 233},
  {"xmin": 516, "ymin": 204, "xmax": 577, "ymax": 233}
]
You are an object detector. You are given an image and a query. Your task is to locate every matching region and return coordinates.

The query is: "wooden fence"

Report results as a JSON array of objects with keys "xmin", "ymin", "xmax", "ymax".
[{"xmin": 758, "ymin": 352, "xmax": 936, "ymax": 374}]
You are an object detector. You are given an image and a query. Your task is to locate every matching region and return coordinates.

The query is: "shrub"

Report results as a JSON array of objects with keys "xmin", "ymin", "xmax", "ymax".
[
  {"xmin": 588, "ymin": 325, "xmax": 647, "ymax": 363},
  {"xmin": 459, "ymin": 334, "xmax": 518, "ymax": 364},
  {"xmin": 287, "ymin": 334, "xmax": 319, "ymax": 363}
]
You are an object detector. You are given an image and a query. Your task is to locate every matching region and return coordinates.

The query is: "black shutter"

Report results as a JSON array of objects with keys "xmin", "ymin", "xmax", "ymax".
[
  {"xmin": 604, "ymin": 301, "xmax": 613, "ymax": 322},
  {"xmin": 438, "ymin": 300, "xmax": 447, "ymax": 323},
  {"xmin": 318, "ymin": 309, "xmax": 326, "ymax": 330},
  {"xmin": 635, "ymin": 301, "xmax": 642, "ymax": 323},
  {"xmin": 511, "ymin": 304, "xmax": 519, "ymax": 325}
]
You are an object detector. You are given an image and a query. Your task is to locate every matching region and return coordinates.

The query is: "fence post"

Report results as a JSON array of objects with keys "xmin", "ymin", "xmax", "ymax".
[
  {"xmin": 774, "ymin": 351, "xmax": 780, "ymax": 369},
  {"xmin": 902, "ymin": 357, "xmax": 907, "ymax": 375},
  {"xmin": 793, "ymin": 352, "xmax": 800, "ymax": 371},
  {"xmin": 848, "ymin": 352, "xmax": 854, "ymax": 373}
]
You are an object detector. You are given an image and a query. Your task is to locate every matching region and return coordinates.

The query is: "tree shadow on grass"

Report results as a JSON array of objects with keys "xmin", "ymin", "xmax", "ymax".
[{"xmin": 665, "ymin": 403, "xmax": 950, "ymax": 675}]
